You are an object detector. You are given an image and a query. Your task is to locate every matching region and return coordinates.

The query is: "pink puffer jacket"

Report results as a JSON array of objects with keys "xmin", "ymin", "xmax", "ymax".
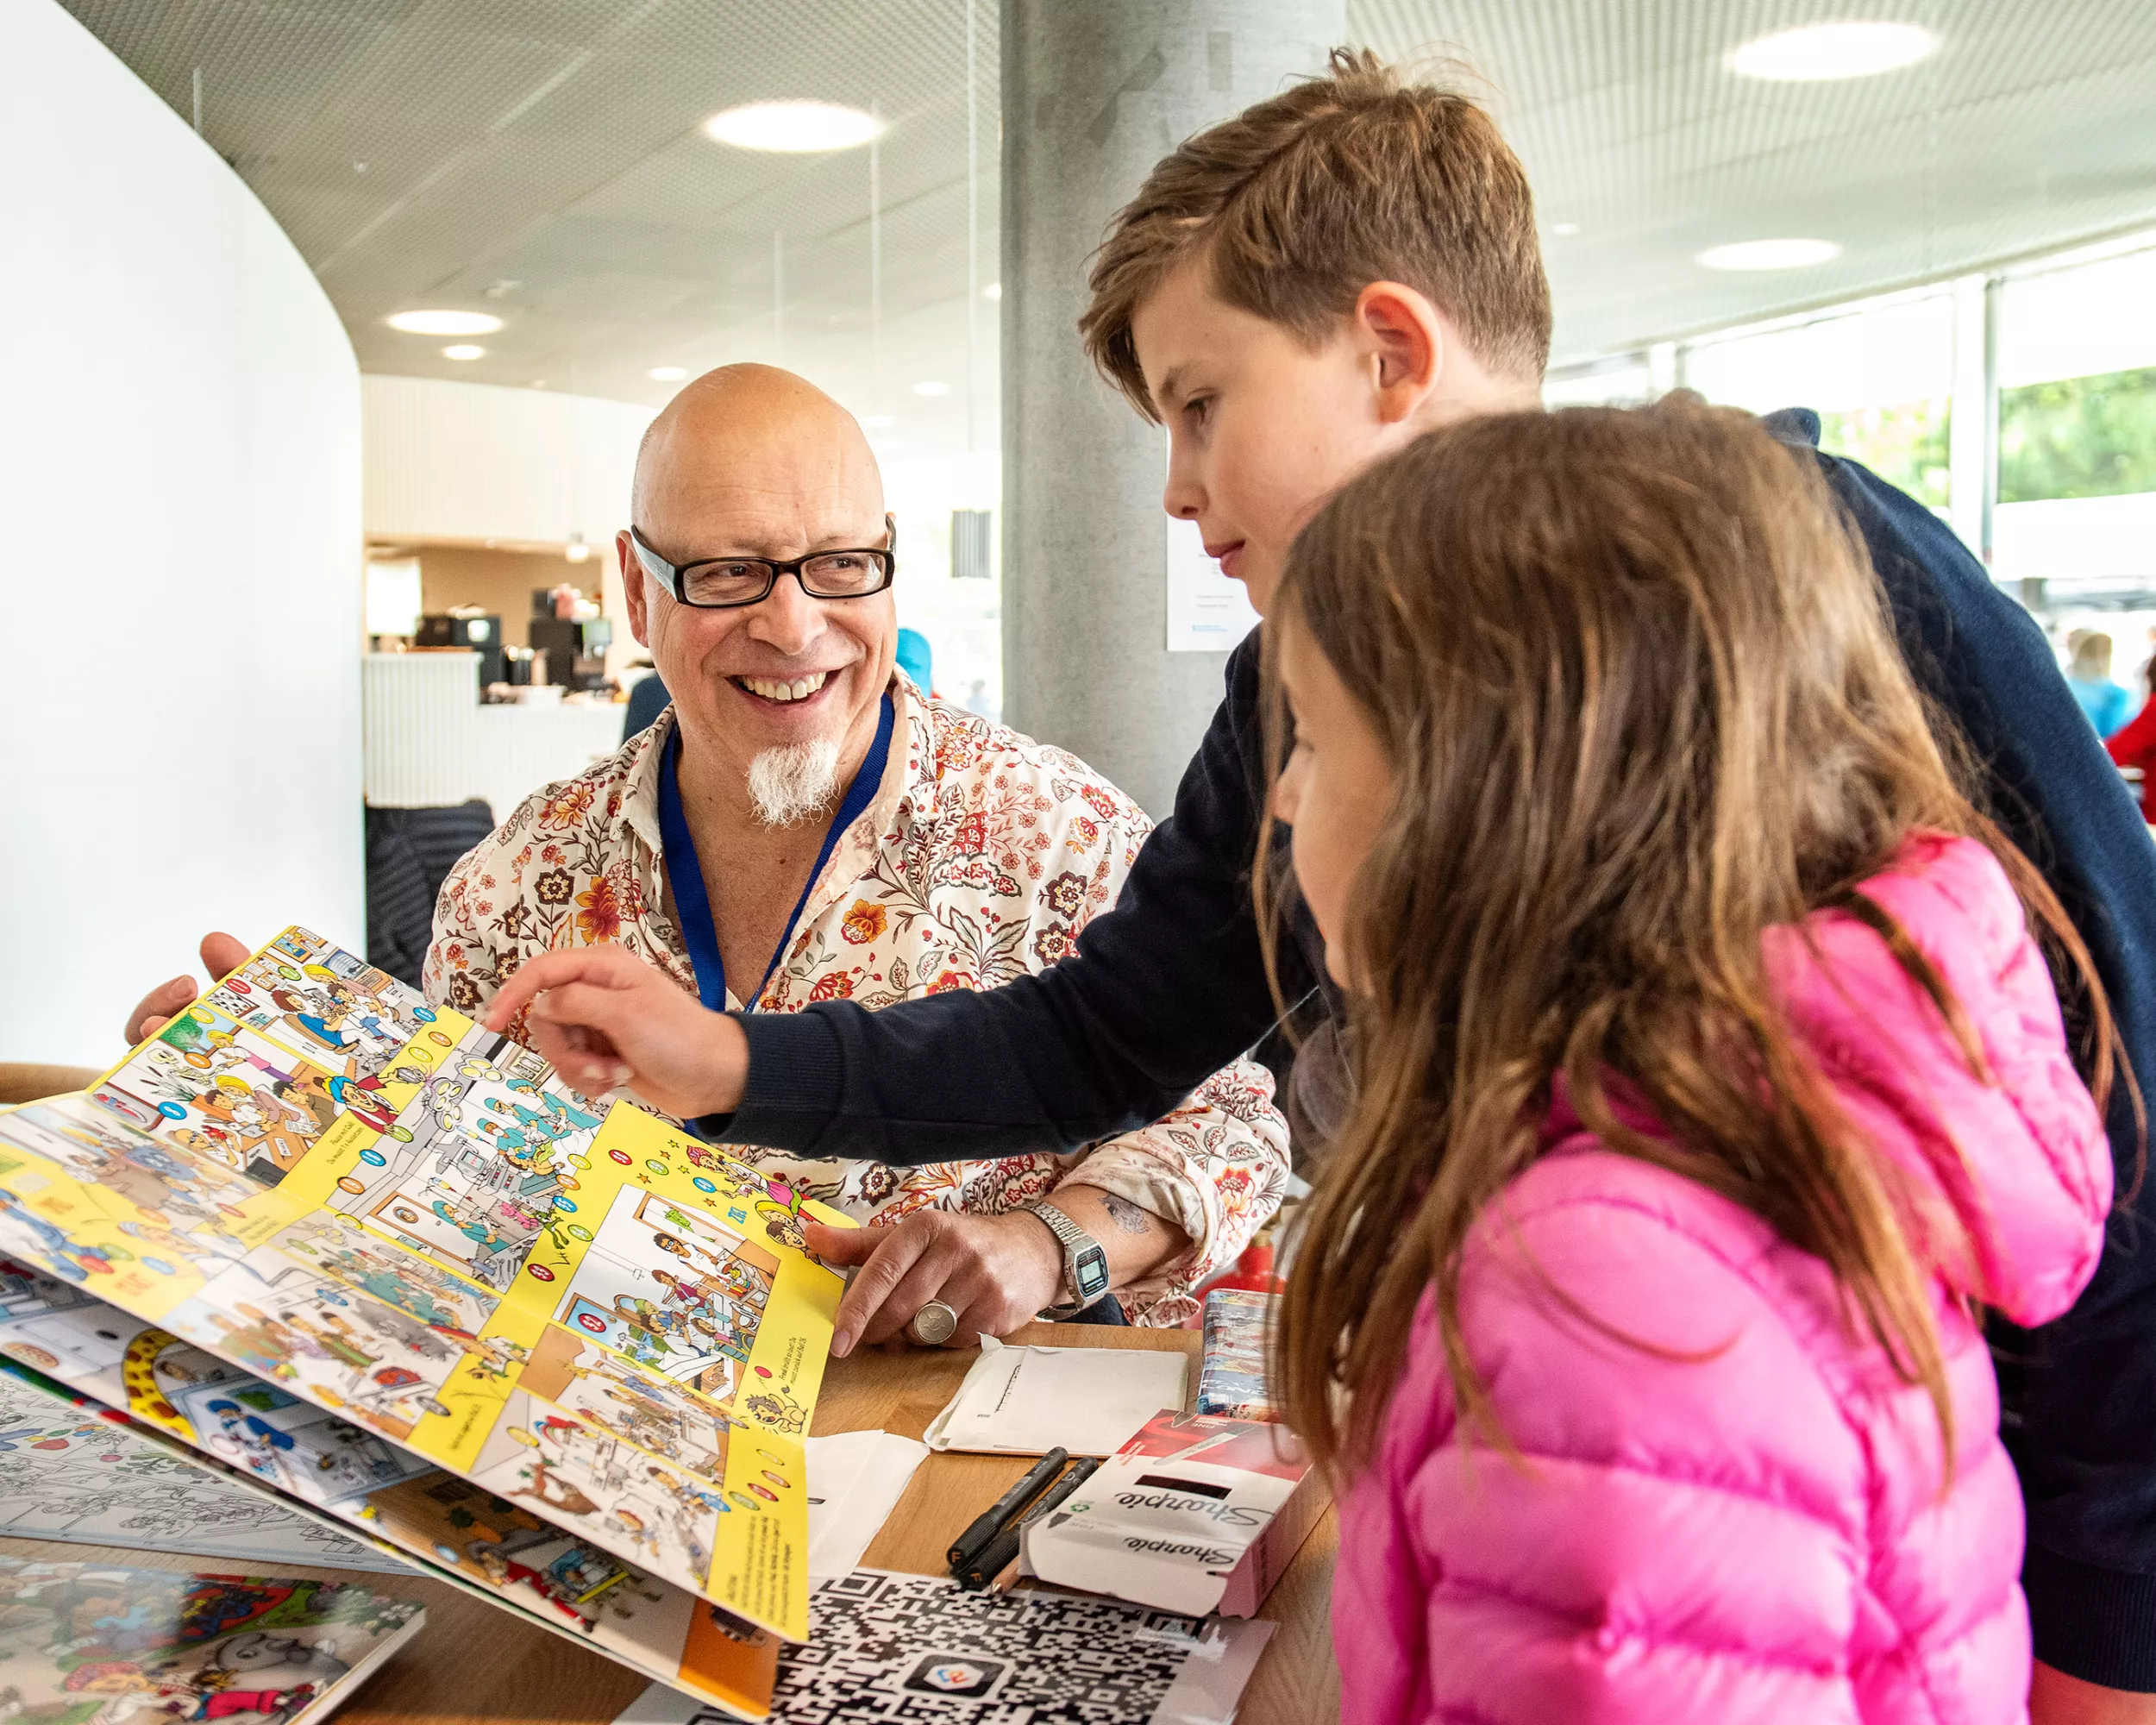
[{"xmin": 1335, "ymin": 833, "xmax": 2112, "ymax": 1724}]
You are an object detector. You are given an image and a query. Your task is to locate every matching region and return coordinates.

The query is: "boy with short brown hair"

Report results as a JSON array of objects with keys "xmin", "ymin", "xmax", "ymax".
[
  {"xmin": 492, "ymin": 52, "xmax": 2156, "ymax": 1717},
  {"xmin": 1081, "ymin": 48, "xmax": 1550, "ymax": 406}
]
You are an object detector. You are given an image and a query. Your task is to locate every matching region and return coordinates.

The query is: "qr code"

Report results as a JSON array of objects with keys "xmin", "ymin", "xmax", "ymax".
[{"xmin": 770, "ymin": 1569, "xmax": 1215, "ymax": 1723}]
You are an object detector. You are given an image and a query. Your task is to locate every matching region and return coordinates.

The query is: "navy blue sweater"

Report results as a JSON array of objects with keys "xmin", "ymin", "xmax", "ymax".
[{"xmin": 723, "ymin": 411, "xmax": 2156, "ymax": 1688}]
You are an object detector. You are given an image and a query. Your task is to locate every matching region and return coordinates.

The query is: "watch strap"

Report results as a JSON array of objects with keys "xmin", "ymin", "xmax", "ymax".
[{"xmin": 1023, "ymin": 1200, "xmax": 1111, "ymax": 1315}]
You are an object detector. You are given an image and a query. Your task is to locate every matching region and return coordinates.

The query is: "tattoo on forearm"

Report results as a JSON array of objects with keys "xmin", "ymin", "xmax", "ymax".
[{"xmin": 1098, "ymin": 1193, "xmax": 1154, "ymax": 1236}]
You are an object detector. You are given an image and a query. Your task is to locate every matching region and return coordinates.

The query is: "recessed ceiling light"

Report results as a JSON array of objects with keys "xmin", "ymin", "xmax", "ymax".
[
  {"xmin": 387, "ymin": 309, "xmax": 503, "ymax": 336},
  {"xmin": 442, "ymin": 343, "xmax": 486, "ymax": 361},
  {"xmin": 649, "ymin": 366, "xmax": 688, "ymax": 381},
  {"xmin": 1550, "ymin": 222, "xmax": 1581, "ymax": 237},
  {"xmin": 702, "ymin": 99, "xmax": 884, "ymax": 153},
  {"xmin": 981, "ymin": 282, "xmax": 1002, "ymax": 300},
  {"xmin": 1697, "ymin": 237, "xmax": 1843, "ymax": 271},
  {"xmin": 861, "ymin": 413, "xmax": 895, "ymax": 428},
  {"xmin": 1728, "ymin": 22, "xmax": 1936, "ymax": 81},
  {"xmin": 912, "ymin": 380, "xmax": 950, "ymax": 397}
]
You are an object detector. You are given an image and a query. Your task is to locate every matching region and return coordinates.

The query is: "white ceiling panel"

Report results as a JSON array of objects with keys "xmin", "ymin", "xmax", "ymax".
[{"xmin": 55, "ymin": 0, "xmax": 2156, "ymax": 444}]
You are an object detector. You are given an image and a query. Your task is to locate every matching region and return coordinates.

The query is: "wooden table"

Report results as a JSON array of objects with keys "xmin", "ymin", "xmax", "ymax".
[{"xmin": 0, "ymin": 1322, "xmax": 1338, "ymax": 1723}]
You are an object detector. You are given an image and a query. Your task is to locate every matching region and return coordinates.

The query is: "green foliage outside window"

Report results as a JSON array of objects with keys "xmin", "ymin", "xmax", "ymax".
[
  {"xmin": 1819, "ymin": 399, "xmax": 1952, "ymax": 511},
  {"xmin": 2000, "ymin": 366, "xmax": 2156, "ymax": 503}
]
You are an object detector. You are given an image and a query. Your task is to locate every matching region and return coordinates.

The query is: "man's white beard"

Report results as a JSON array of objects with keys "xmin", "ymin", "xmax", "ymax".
[{"xmin": 747, "ymin": 738, "xmax": 843, "ymax": 827}]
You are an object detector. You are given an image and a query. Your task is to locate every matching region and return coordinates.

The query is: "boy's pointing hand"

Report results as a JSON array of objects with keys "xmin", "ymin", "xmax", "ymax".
[{"xmin": 484, "ymin": 945, "xmax": 749, "ymax": 1121}]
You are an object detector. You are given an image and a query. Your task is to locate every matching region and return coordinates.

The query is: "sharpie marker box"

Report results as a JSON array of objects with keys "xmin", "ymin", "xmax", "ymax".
[{"xmin": 1021, "ymin": 1408, "xmax": 1326, "ymax": 1617}]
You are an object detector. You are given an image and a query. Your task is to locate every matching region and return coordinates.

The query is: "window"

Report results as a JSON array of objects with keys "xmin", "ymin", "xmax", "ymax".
[
  {"xmin": 1993, "ymin": 243, "xmax": 2156, "ymax": 586},
  {"xmin": 1683, "ymin": 292, "xmax": 1957, "ymax": 512}
]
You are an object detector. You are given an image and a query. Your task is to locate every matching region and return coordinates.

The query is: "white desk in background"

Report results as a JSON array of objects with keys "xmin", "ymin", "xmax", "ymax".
[{"xmin": 363, "ymin": 649, "xmax": 627, "ymax": 822}]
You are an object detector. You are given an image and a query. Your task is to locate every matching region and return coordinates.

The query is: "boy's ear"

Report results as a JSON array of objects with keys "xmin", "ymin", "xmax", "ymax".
[{"xmin": 1352, "ymin": 281, "xmax": 1446, "ymax": 424}]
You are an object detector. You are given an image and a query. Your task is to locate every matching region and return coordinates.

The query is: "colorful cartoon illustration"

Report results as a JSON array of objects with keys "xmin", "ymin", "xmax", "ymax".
[{"xmin": 0, "ymin": 1558, "xmax": 421, "ymax": 1725}]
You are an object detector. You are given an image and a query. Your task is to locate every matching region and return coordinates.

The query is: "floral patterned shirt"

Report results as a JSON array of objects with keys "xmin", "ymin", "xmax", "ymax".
[{"xmin": 424, "ymin": 674, "xmax": 1289, "ymax": 1325}]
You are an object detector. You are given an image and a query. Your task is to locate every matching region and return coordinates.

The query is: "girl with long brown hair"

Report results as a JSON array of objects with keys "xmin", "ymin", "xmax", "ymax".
[{"xmin": 1266, "ymin": 400, "xmax": 2122, "ymax": 1723}]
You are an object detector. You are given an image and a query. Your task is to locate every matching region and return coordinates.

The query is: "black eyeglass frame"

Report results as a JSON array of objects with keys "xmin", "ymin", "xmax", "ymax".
[{"xmin": 628, "ymin": 516, "xmax": 899, "ymax": 609}]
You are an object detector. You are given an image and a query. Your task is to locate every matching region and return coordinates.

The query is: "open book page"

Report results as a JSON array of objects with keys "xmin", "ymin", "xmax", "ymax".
[
  {"xmin": 0, "ymin": 1258, "xmax": 781, "ymax": 1719},
  {"xmin": 0, "ymin": 926, "xmax": 846, "ymax": 1648}
]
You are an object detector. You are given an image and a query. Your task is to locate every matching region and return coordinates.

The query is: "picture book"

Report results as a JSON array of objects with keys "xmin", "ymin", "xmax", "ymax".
[
  {"xmin": 0, "ymin": 1288, "xmax": 782, "ymax": 1722},
  {"xmin": 0, "ymin": 1361, "xmax": 400, "ymax": 1572},
  {"xmin": 0, "ymin": 1555, "xmax": 423, "ymax": 1724},
  {"xmin": 0, "ymin": 925, "xmax": 854, "ymax": 1710}
]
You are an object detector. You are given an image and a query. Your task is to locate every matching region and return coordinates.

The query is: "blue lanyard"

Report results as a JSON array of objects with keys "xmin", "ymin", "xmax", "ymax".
[{"xmin": 657, "ymin": 693, "xmax": 895, "ymax": 1012}]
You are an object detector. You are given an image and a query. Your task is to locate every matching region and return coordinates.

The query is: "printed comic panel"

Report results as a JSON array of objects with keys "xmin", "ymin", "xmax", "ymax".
[
  {"xmin": 466, "ymin": 1387, "xmax": 726, "ymax": 1601},
  {"xmin": 93, "ymin": 1022, "xmax": 355, "ymax": 1191},
  {"xmin": 263, "ymin": 1212, "xmax": 501, "ymax": 1346},
  {"xmin": 0, "ymin": 1163, "xmax": 138, "ymax": 1289},
  {"xmin": 0, "ymin": 1290, "xmax": 263, "ymax": 1445},
  {"xmin": 0, "ymin": 1257, "xmax": 163, "ymax": 1400},
  {"xmin": 521, "ymin": 1321, "xmax": 731, "ymax": 1488},
  {"xmin": 320, "ymin": 1026, "xmax": 604, "ymax": 1294},
  {"xmin": 552, "ymin": 1187, "xmax": 779, "ymax": 1403},
  {"xmin": 167, "ymin": 1242, "xmax": 477, "ymax": 1445},
  {"xmin": 354, "ymin": 1470, "xmax": 692, "ymax": 1645},
  {"xmin": 0, "ymin": 1097, "xmax": 260, "ymax": 1280},
  {"xmin": 162, "ymin": 1371, "xmax": 438, "ymax": 1509},
  {"xmin": 204, "ymin": 926, "xmax": 440, "ymax": 1082}
]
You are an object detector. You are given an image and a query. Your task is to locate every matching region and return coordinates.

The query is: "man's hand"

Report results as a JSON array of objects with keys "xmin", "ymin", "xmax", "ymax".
[
  {"xmin": 807, "ymin": 1212, "xmax": 1064, "ymax": 1358},
  {"xmin": 482, "ymin": 945, "xmax": 748, "ymax": 1120},
  {"xmin": 122, "ymin": 932, "xmax": 252, "ymax": 1046}
]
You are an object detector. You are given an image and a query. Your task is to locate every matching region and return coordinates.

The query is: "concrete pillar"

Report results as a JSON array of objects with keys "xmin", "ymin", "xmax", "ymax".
[{"xmin": 1000, "ymin": 0, "xmax": 1344, "ymax": 819}]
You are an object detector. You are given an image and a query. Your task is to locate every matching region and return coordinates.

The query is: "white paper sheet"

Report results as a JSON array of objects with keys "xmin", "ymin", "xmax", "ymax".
[
  {"xmin": 921, "ymin": 1336, "xmax": 1188, "ymax": 1456},
  {"xmin": 805, "ymin": 1430, "xmax": 928, "ymax": 1579}
]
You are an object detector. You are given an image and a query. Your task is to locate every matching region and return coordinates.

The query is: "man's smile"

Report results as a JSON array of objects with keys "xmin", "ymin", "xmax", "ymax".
[{"xmin": 733, "ymin": 671, "xmax": 831, "ymax": 705}]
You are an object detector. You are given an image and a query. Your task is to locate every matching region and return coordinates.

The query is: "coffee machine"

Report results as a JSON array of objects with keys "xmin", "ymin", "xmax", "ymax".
[
  {"xmin": 413, "ymin": 612, "xmax": 505, "ymax": 687},
  {"xmin": 529, "ymin": 612, "xmax": 613, "ymax": 690}
]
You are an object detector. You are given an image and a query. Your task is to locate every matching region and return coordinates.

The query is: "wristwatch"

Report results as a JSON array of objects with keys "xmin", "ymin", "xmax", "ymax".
[{"xmin": 1022, "ymin": 1200, "xmax": 1112, "ymax": 1316}]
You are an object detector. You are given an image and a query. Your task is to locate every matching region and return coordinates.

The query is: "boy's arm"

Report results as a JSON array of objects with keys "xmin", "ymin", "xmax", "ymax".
[
  {"xmin": 718, "ymin": 633, "xmax": 1319, "ymax": 1164},
  {"xmin": 1800, "ymin": 425, "xmax": 2156, "ymax": 1699}
]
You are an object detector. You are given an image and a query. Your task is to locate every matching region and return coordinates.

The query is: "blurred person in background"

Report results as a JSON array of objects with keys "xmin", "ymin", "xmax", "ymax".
[
  {"xmin": 2071, "ymin": 631, "xmax": 2136, "ymax": 738},
  {"xmin": 2104, "ymin": 649, "xmax": 2156, "ymax": 814}
]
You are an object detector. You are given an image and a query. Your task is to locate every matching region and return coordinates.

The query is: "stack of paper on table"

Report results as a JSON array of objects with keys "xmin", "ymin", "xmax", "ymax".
[
  {"xmin": 0, "ymin": 925, "xmax": 860, "ymax": 1721},
  {"xmin": 922, "ymin": 1335, "xmax": 1189, "ymax": 1456}
]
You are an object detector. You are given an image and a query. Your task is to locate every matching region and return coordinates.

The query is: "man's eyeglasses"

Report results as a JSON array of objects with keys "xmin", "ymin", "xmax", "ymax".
[{"xmin": 629, "ymin": 517, "xmax": 898, "ymax": 609}]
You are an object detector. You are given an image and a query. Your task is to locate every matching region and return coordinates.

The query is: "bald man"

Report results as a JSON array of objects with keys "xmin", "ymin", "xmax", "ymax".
[{"xmin": 128, "ymin": 366, "xmax": 1288, "ymax": 1352}]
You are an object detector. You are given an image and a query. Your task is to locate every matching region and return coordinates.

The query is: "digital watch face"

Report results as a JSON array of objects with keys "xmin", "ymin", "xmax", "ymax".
[{"xmin": 1075, "ymin": 1244, "xmax": 1110, "ymax": 1301}]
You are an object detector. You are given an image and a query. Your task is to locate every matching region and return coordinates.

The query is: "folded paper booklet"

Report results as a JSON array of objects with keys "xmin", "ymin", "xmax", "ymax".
[
  {"xmin": 0, "ymin": 1553, "xmax": 425, "ymax": 1725},
  {"xmin": 1022, "ymin": 1409, "xmax": 1326, "ymax": 1618},
  {"xmin": 0, "ymin": 926, "xmax": 856, "ymax": 1716}
]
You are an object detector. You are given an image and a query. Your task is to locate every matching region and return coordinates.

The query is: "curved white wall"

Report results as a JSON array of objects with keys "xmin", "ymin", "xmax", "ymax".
[{"xmin": 1, "ymin": 1, "xmax": 363, "ymax": 1063}]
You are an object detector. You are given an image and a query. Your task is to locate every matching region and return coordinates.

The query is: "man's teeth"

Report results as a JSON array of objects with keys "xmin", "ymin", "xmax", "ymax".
[{"xmin": 738, "ymin": 672, "xmax": 830, "ymax": 703}]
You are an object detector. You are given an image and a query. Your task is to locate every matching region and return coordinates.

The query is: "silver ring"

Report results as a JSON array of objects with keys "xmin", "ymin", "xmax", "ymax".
[{"xmin": 906, "ymin": 1299, "xmax": 959, "ymax": 1346}]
